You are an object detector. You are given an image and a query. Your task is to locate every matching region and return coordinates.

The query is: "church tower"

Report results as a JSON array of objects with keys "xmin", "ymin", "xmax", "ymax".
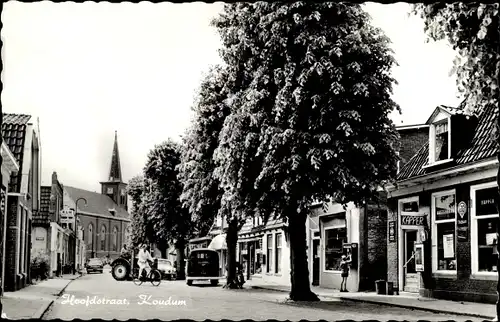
[{"xmin": 100, "ymin": 131, "xmax": 128, "ymax": 211}]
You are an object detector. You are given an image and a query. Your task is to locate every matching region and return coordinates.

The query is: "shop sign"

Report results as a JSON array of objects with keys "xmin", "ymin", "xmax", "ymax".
[
  {"xmin": 457, "ymin": 201, "xmax": 468, "ymax": 241},
  {"xmin": 401, "ymin": 214, "xmax": 426, "ymax": 227},
  {"xmin": 36, "ymin": 236, "xmax": 44, "ymax": 241},
  {"xmin": 389, "ymin": 221, "xmax": 396, "ymax": 242},
  {"xmin": 60, "ymin": 208, "xmax": 75, "ymax": 225}
]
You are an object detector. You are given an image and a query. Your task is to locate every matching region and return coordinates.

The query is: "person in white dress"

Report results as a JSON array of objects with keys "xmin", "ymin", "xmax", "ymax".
[{"xmin": 137, "ymin": 244, "xmax": 154, "ymax": 279}]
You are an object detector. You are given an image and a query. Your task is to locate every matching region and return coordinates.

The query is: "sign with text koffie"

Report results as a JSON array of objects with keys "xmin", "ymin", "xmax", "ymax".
[{"xmin": 457, "ymin": 201, "xmax": 468, "ymax": 241}]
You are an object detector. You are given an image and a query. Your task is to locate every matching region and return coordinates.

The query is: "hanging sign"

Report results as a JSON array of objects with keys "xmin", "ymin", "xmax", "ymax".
[
  {"xmin": 457, "ymin": 201, "xmax": 468, "ymax": 241},
  {"xmin": 389, "ymin": 221, "xmax": 396, "ymax": 242}
]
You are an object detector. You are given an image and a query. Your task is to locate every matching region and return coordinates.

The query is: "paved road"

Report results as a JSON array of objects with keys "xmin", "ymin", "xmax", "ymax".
[{"xmin": 43, "ymin": 271, "xmax": 479, "ymax": 321}]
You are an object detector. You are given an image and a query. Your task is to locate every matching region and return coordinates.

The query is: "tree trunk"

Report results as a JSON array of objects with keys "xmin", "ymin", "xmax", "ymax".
[
  {"xmin": 159, "ymin": 245, "xmax": 167, "ymax": 259},
  {"xmin": 175, "ymin": 239, "xmax": 186, "ymax": 280},
  {"xmin": 224, "ymin": 219, "xmax": 239, "ymax": 289},
  {"xmin": 496, "ymin": 56, "xmax": 500, "ymax": 322},
  {"xmin": 288, "ymin": 214, "xmax": 319, "ymax": 301}
]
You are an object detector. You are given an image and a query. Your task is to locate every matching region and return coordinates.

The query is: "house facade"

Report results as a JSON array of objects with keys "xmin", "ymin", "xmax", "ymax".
[
  {"xmin": 64, "ymin": 132, "xmax": 130, "ymax": 263},
  {"xmin": 1, "ymin": 139, "xmax": 20, "ymax": 296},
  {"xmin": 2, "ymin": 113, "xmax": 42, "ymax": 291},
  {"xmin": 386, "ymin": 103, "xmax": 498, "ymax": 303},
  {"xmin": 32, "ymin": 172, "xmax": 82, "ymax": 277},
  {"xmin": 305, "ymin": 123, "xmax": 429, "ymax": 292}
]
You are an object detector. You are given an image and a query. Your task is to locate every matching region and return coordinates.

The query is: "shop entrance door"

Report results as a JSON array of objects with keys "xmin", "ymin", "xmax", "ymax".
[
  {"xmin": 403, "ymin": 230, "xmax": 419, "ymax": 293},
  {"xmin": 312, "ymin": 239, "xmax": 320, "ymax": 286}
]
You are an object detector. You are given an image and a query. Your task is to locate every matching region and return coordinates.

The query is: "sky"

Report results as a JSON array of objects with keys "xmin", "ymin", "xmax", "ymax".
[{"xmin": 1, "ymin": 2, "xmax": 463, "ymax": 193}]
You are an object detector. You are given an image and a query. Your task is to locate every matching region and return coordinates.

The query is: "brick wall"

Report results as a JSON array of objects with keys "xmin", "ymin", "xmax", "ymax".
[
  {"xmin": 5, "ymin": 197, "xmax": 18, "ymax": 291},
  {"xmin": 365, "ymin": 204, "xmax": 387, "ymax": 290},
  {"xmin": 79, "ymin": 213, "xmax": 126, "ymax": 261},
  {"xmin": 386, "ymin": 198, "xmax": 398, "ymax": 288},
  {"xmin": 398, "ymin": 127, "xmax": 428, "ymax": 168}
]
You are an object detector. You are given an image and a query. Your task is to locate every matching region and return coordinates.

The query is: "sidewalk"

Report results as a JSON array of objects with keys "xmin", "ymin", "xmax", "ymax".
[
  {"xmin": 2, "ymin": 274, "xmax": 81, "ymax": 320},
  {"xmin": 245, "ymin": 279, "xmax": 496, "ymax": 320}
]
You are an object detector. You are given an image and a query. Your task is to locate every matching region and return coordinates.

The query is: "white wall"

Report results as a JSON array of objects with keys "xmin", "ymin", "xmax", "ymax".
[
  {"xmin": 260, "ymin": 228, "xmax": 290, "ymax": 285},
  {"xmin": 31, "ymin": 226, "xmax": 48, "ymax": 256}
]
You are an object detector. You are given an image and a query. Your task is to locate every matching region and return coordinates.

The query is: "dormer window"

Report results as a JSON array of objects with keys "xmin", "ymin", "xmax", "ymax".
[
  {"xmin": 426, "ymin": 106, "xmax": 453, "ymax": 166},
  {"xmin": 434, "ymin": 120, "xmax": 450, "ymax": 162}
]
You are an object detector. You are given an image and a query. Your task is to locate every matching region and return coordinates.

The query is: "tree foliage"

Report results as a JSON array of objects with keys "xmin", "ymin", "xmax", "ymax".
[
  {"xmin": 412, "ymin": 3, "xmax": 500, "ymax": 115},
  {"xmin": 143, "ymin": 139, "xmax": 192, "ymax": 247},
  {"xmin": 127, "ymin": 175, "xmax": 150, "ymax": 248},
  {"xmin": 212, "ymin": 2, "xmax": 400, "ymax": 222},
  {"xmin": 178, "ymin": 65, "xmax": 233, "ymax": 237}
]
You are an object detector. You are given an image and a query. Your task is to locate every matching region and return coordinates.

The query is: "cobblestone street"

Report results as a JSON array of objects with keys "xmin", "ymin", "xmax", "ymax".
[{"xmin": 42, "ymin": 271, "xmax": 479, "ymax": 321}]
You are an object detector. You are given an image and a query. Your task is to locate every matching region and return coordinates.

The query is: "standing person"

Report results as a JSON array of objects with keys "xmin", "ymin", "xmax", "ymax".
[
  {"xmin": 137, "ymin": 244, "xmax": 154, "ymax": 280},
  {"xmin": 340, "ymin": 254, "xmax": 352, "ymax": 292}
]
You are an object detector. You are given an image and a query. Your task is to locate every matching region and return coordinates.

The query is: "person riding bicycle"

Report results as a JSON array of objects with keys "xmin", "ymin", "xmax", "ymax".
[{"xmin": 137, "ymin": 244, "xmax": 154, "ymax": 280}]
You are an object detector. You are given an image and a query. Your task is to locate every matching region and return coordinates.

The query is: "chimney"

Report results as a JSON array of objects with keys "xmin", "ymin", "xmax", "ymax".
[{"xmin": 52, "ymin": 171, "xmax": 58, "ymax": 184}]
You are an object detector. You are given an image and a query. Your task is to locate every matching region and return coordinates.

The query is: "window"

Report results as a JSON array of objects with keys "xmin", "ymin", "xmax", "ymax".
[
  {"xmin": 472, "ymin": 184, "xmax": 499, "ymax": 274},
  {"xmin": 432, "ymin": 190, "xmax": 457, "ymax": 273},
  {"xmin": 324, "ymin": 226, "xmax": 347, "ymax": 271},
  {"xmin": 88, "ymin": 224, "xmax": 93, "ymax": 247},
  {"xmin": 100, "ymin": 225, "xmax": 106, "ymax": 251},
  {"xmin": 275, "ymin": 233, "xmax": 282, "ymax": 273},
  {"xmin": 267, "ymin": 234, "xmax": 273, "ymax": 273},
  {"xmin": 112, "ymin": 226, "xmax": 118, "ymax": 252},
  {"xmin": 429, "ymin": 118, "xmax": 451, "ymax": 164}
]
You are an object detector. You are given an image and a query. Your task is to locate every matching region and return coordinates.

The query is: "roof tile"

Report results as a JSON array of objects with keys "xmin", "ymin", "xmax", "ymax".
[
  {"xmin": 397, "ymin": 104, "xmax": 498, "ymax": 181},
  {"xmin": 64, "ymin": 186, "xmax": 130, "ymax": 220}
]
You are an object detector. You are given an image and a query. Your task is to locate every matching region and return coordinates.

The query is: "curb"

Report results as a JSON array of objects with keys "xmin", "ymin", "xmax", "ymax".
[
  {"xmin": 340, "ymin": 297, "xmax": 495, "ymax": 320},
  {"xmin": 35, "ymin": 275, "xmax": 83, "ymax": 320},
  {"xmin": 251, "ymin": 285, "xmax": 495, "ymax": 320}
]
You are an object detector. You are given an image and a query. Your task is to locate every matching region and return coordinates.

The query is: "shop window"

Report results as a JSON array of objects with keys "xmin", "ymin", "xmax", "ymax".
[
  {"xmin": 267, "ymin": 234, "xmax": 273, "ymax": 273},
  {"xmin": 472, "ymin": 185, "xmax": 499, "ymax": 274},
  {"xmin": 324, "ymin": 226, "xmax": 347, "ymax": 271},
  {"xmin": 275, "ymin": 233, "xmax": 282, "ymax": 273},
  {"xmin": 432, "ymin": 191, "xmax": 457, "ymax": 273}
]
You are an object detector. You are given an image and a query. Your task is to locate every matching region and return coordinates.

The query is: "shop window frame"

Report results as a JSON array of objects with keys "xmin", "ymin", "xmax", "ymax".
[
  {"xmin": 431, "ymin": 189, "xmax": 457, "ymax": 276},
  {"xmin": 323, "ymin": 224, "xmax": 347, "ymax": 273},
  {"xmin": 471, "ymin": 181, "xmax": 499, "ymax": 279}
]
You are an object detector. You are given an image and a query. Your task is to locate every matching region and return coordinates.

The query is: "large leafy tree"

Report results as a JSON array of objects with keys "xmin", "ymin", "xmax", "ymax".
[
  {"xmin": 212, "ymin": 2, "xmax": 400, "ymax": 300},
  {"xmin": 178, "ymin": 65, "xmax": 249, "ymax": 288},
  {"xmin": 143, "ymin": 139, "xmax": 191, "ymax": 279},
  {"xmin": 178, "ymin": 65, "xmax": 231, "ymax": 238},
  {"xmin": 412, "ymin": 3, "xmax": 500, "ymax": 318}
]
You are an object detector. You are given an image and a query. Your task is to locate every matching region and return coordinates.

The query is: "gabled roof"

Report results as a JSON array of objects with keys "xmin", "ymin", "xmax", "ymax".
[
  {"xmin": 2, "ymin": 113, "xmax": 32, "ymax": 192},
  {"xmin": 65, "ymin": 186, "xmax": 130, "ymax": 220},
  {"xmin": 397, "ymin": 103, "xmax": 498, "ymax": 181}
]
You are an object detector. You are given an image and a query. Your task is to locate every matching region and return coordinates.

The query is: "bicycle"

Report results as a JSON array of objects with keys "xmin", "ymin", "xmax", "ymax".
[{"xmin": 133, "ymin": 267, "xmax": 162, "ymax": 286}]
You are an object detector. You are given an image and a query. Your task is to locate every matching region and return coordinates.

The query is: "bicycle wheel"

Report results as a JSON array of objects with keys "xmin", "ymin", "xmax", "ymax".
[
  {"xmin": 133, "ymin": 276, "xmax": 143, "ymax": 286},
  {"xmin": 150, "ymin": 269, "xmax": 162, "ymax": 286}
]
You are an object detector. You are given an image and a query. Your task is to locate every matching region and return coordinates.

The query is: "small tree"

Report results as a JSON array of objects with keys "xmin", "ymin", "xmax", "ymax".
[
  {"xmin": 143, "ymin": 139, "xmax": 191, "ymax": 279},
  {"xmin": 212, "ymin": 2, "xmax": 400, "ymax": 300},
  {"xmin": 412, "ymin": 3, "xmax": 500, "ymax": 318}
]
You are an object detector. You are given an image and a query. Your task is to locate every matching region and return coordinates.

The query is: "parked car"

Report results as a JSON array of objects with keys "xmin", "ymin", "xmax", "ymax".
[
  {"xmin": 186, "ymin": 248, "xmax": 220, "ymax": 286},
  {"xmin": 86, "ymin": 258, "xmax": 104, "ymax": 274},
  {"xmin": 157, "ymin": 259, "xmax": 177, "ymax": 280}
]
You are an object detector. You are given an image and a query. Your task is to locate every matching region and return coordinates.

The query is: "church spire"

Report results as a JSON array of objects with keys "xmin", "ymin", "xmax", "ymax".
[{"xmin": 108, "ymin": 130, "xmax": 122, "ymax": 182}]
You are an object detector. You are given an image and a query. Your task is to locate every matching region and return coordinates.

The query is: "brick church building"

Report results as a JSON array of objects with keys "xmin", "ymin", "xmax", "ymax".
[{"xmin": 63, "ymin": 131, "xmax": 130, "ymax": 262}]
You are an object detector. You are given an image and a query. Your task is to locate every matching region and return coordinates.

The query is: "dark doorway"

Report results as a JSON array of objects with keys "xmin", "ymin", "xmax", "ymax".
[{"xmin": 312, "ymin": 239, "xmax": 320, "ymax": 286}]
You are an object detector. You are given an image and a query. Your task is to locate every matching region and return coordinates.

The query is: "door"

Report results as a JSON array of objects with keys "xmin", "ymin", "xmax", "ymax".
[
  {"xmin": 312, "ymin": 239, "xmax": 320, "ymax": 286},
  {"xmin": 404, "ymin": 230, "xmax": 419, "ymax": 292}
]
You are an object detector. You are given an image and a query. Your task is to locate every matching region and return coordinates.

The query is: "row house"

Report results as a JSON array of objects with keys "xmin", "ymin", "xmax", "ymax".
[
  {"xmin": 2, "ymin": 113, "xmax": 42, "ymax": 291},
  {"xmin": 32, "ymin": 172, "xmax": 82, "ymax": 276},
  {"xmin": 1, "ymin": 138, "xmax": 21, "ymax": 296},
  {"xmin": 386, "ymin": 102, "xmax": 498, "ymax": 303}
]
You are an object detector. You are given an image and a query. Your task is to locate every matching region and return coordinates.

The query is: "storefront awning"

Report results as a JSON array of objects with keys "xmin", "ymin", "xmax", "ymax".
[{"xmin": 208, "ymin": 234, "xmax": 227, "ymax": 250}]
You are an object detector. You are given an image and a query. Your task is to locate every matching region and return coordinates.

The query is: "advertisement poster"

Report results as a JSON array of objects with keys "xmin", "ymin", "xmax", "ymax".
[
  {"xmin": 415, "ymin": 244, "xmax": 424, "ymax": 272},
  {"xmin": 443, "ymin": 234, "xmax": 454, "ymax": 259}
]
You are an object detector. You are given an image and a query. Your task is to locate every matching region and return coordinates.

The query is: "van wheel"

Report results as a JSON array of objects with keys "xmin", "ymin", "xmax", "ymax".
[
  {"xmin": 210, "ymin": 280, "xmax": 218, "ymax": 286},
  {"xmin": 187, "ymin": 280, "xmax": 193, "ymax": 286}
]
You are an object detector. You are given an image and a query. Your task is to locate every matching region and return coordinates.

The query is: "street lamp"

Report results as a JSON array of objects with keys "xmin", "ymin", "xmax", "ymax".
[{"xmin": 74, "ymin": 197, "xmax": 87, "ymax": 273}]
